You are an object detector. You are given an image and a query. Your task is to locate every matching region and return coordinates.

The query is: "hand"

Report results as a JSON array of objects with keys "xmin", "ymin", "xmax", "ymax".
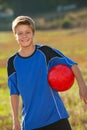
[
  {"xmin": 79, "ymin": 85, "xmax": 87, "ymax": 104},
  {"xmin": 13, "ymin": 119, "xmax": 21, "ymax": 130}
]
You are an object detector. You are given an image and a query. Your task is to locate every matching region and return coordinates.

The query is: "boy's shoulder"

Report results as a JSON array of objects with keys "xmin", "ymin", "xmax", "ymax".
[
  {"xmin": 36, "ymin": 44, "xmax": 63, "ymax": 58},
  {"xmin": 7, "ymin": 53, "xmax": 17, "ymax": 62},
  {"xmin": 36, "ymin": 44, "xmax": 52, "ymax": 50}
]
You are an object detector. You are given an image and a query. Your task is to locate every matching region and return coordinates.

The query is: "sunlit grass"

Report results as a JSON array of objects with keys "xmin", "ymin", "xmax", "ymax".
[
  {"xmin": 0, "ymin": 88, "xmax": 12, "ymax": 130},
  {"xmin": 0, "ymin": 31, "xmax": 14, "ymax": 44},
  {"xmin": 0, "ymin": 89, "xmax": 10, "ymax": 115},
  {"xmin": 0, "ymin": 68, "xmax": 7, "ymax": 85},
  {"xmin": 0, "ymin": 28, "xmax": 87, "ymax": 130}
]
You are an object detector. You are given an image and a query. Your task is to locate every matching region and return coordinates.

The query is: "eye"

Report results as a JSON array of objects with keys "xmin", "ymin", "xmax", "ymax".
[
  {"xmin": 26, "ymin": 31, "xmax": 31, "ymax": 34},
  {"xmin": 17, "ymin": 32, "xmax": 23, "ymax": 36}
]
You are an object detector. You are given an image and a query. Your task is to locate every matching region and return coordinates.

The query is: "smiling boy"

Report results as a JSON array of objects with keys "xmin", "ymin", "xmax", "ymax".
[{"xmin": 7, "ymin": 16, "xmax": 87, "ymax": 130}]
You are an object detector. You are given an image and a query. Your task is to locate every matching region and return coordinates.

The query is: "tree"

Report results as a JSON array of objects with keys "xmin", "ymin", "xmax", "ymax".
[
  {"xmin": 5, "ymin": 0, "xmax": 87, "ymax": 17},
  {"xmin": 6, "ymin": 0, "xmax": 60, "ymax": 16}
]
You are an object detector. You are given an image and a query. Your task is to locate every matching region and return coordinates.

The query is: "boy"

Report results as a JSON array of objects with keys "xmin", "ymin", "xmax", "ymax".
[{"xmin": 7, "ymin": 16, "xmax": 87, "ymax": 130}]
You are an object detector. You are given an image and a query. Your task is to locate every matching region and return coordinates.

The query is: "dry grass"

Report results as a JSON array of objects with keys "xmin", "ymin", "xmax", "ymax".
[{"xmin": 0, "ymin": 28, "xmax": 87, "ymax": 130}]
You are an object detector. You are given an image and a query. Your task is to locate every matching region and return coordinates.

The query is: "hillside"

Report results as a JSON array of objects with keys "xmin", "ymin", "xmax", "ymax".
[
  {"xmin": 0, "ymin": 7, "xmax": 87, "ymax": 31},
  {"xmin": 35, "ymin": 7, "xmax": 87, "ymax": 30}
]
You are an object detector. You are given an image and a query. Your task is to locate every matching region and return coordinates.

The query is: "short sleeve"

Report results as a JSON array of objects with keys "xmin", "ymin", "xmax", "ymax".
[
  {"xmin": 8, "ymin": 73, "xmax": 20, "ymax": 95},
  {"xmin": 47, "ymin": 47, "xmax": 77, "ymax": 70},
  {"xmin": 7, "ymin": 55, "xmax": 20, "ymax": 95}
]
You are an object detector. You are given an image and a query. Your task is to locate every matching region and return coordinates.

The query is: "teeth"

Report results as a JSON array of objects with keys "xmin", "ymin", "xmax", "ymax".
[{"xmin": 22, "ymin": 40, "xmax": 28, "ymax": 42}]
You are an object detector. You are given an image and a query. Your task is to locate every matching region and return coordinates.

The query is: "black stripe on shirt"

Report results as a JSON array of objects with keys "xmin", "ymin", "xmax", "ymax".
[
  {"xmin": 39, "ymin": 45, "xmax": 63, "ymax": 64},
  {"xmin": 7, "ymin": 54, "xmax": 16, "ymax": 77}
]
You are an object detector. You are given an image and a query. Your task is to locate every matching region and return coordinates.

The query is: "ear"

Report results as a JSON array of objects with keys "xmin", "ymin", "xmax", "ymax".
[
  {"xmin": 14, "ymin": 33, "xmax": 17, "ymax": 40},
  {"xmin": 33, "ymin": 32, "xmax": 35, "ymax": 38}
]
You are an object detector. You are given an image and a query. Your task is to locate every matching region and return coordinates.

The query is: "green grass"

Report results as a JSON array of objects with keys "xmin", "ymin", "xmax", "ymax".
[
  {"xmin": 0, "ymin": 31, "xmax": 14, "ymax": 44},
  {"xmin": 0, "ymin": 89, "xmax": 10, "ymax": 115},
  {"xmin": 0, "ymin": 88, "xmax": 12, "ymax": 130},
  {"xmin": 0, "ymin": 28, "xmax": 87, "ymax": 130},
  {"xmin": 0, "ymin": 68, "xmax": 7, "ymax": 84}
]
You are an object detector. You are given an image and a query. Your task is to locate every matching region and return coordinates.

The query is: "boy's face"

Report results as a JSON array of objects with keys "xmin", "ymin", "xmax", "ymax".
[{"xmin": 14, "ymin": 24, "xmax": 34, "ymax": 48}]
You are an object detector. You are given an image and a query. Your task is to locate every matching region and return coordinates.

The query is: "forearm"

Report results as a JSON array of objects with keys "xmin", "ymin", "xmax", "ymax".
[
  {"xmin": 71, "ymin": 64, "xmax": 86, "ymax": 88},
  {"xmin": 71, "ymin": 64, "xmax": 87, "ymax": 104},
  {"xmin": 10, "ymin": 94, "xmax": 21, "ymax": 130},
  {"xmin": 11, "ymin": 94, "xmax": 19, "ymax": 121}
]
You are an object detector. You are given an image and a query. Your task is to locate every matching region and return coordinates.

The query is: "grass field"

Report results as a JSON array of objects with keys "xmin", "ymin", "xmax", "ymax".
[{"xmin": 0, "ymin": 28, "xmax": 87, "ymax": 130}]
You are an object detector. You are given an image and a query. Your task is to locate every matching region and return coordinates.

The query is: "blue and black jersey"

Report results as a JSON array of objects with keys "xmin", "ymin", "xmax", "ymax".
[{"xmin": 7, "ymin": 45, "xmax": 76, "ymax": 130}]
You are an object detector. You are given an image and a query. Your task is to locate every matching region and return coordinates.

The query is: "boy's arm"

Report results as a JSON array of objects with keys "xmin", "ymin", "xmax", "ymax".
[
  {"xmin": 71, "ymin": 64, "xmax": 87, "ymax": 104},
  {"xmin": 11, "ymin": 94, "xmax": 21, "ymax": 130}
]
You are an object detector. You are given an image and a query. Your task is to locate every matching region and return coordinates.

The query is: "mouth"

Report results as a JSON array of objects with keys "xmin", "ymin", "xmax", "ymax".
[{"xmin": 22, "ymin": 39, "xmax": 29, "ymax": 42}]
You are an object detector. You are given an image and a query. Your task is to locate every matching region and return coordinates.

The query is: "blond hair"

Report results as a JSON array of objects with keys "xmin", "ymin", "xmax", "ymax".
[{"xmin": 12, "ymin": 16, "xmax": 35, "ymax": 34}]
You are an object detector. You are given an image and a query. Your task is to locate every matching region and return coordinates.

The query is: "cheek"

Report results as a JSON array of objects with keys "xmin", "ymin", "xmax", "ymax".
[
  {"xmin": 28, "ymin": 32, "xmax": 34, "ymax": 38},
  {"xmin": 30, "ymin": 34, "xmax": 34, "ymax": 39}
]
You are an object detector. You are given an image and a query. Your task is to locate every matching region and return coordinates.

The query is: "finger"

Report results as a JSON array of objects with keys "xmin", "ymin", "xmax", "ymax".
[
  {"xmin": 80, "ymin": 95, "xmax": 83, "ymax": 100},
  {"xmin": 84, "ymin": 98, "xmax": 87, "ymax": 104}
]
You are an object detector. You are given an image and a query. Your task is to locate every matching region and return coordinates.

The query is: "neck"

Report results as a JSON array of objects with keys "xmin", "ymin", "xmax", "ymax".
[{"xmin": 18, "ymin": 44, "xmax": 36, "ymax": 57}]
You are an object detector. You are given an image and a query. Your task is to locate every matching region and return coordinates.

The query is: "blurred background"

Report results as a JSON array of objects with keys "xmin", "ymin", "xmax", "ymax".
[
  {"xmin": 0, "ymin": 0, "xmax": 87, "ymax": 30},
  {"xmin": 0, "ymin": 0, "xmax": 87, "ymax": 130}
]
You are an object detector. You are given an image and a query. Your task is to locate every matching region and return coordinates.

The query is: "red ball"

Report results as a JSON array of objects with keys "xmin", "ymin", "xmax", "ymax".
[{"xmin": 48, "ymin": 64, "xmax": 75, "ymax": 92}]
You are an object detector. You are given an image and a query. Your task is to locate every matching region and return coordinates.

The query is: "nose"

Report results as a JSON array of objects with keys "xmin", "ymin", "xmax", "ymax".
[{"xmin": 22, "ymin": 33, "xmax": 28, "ymax": 37}]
